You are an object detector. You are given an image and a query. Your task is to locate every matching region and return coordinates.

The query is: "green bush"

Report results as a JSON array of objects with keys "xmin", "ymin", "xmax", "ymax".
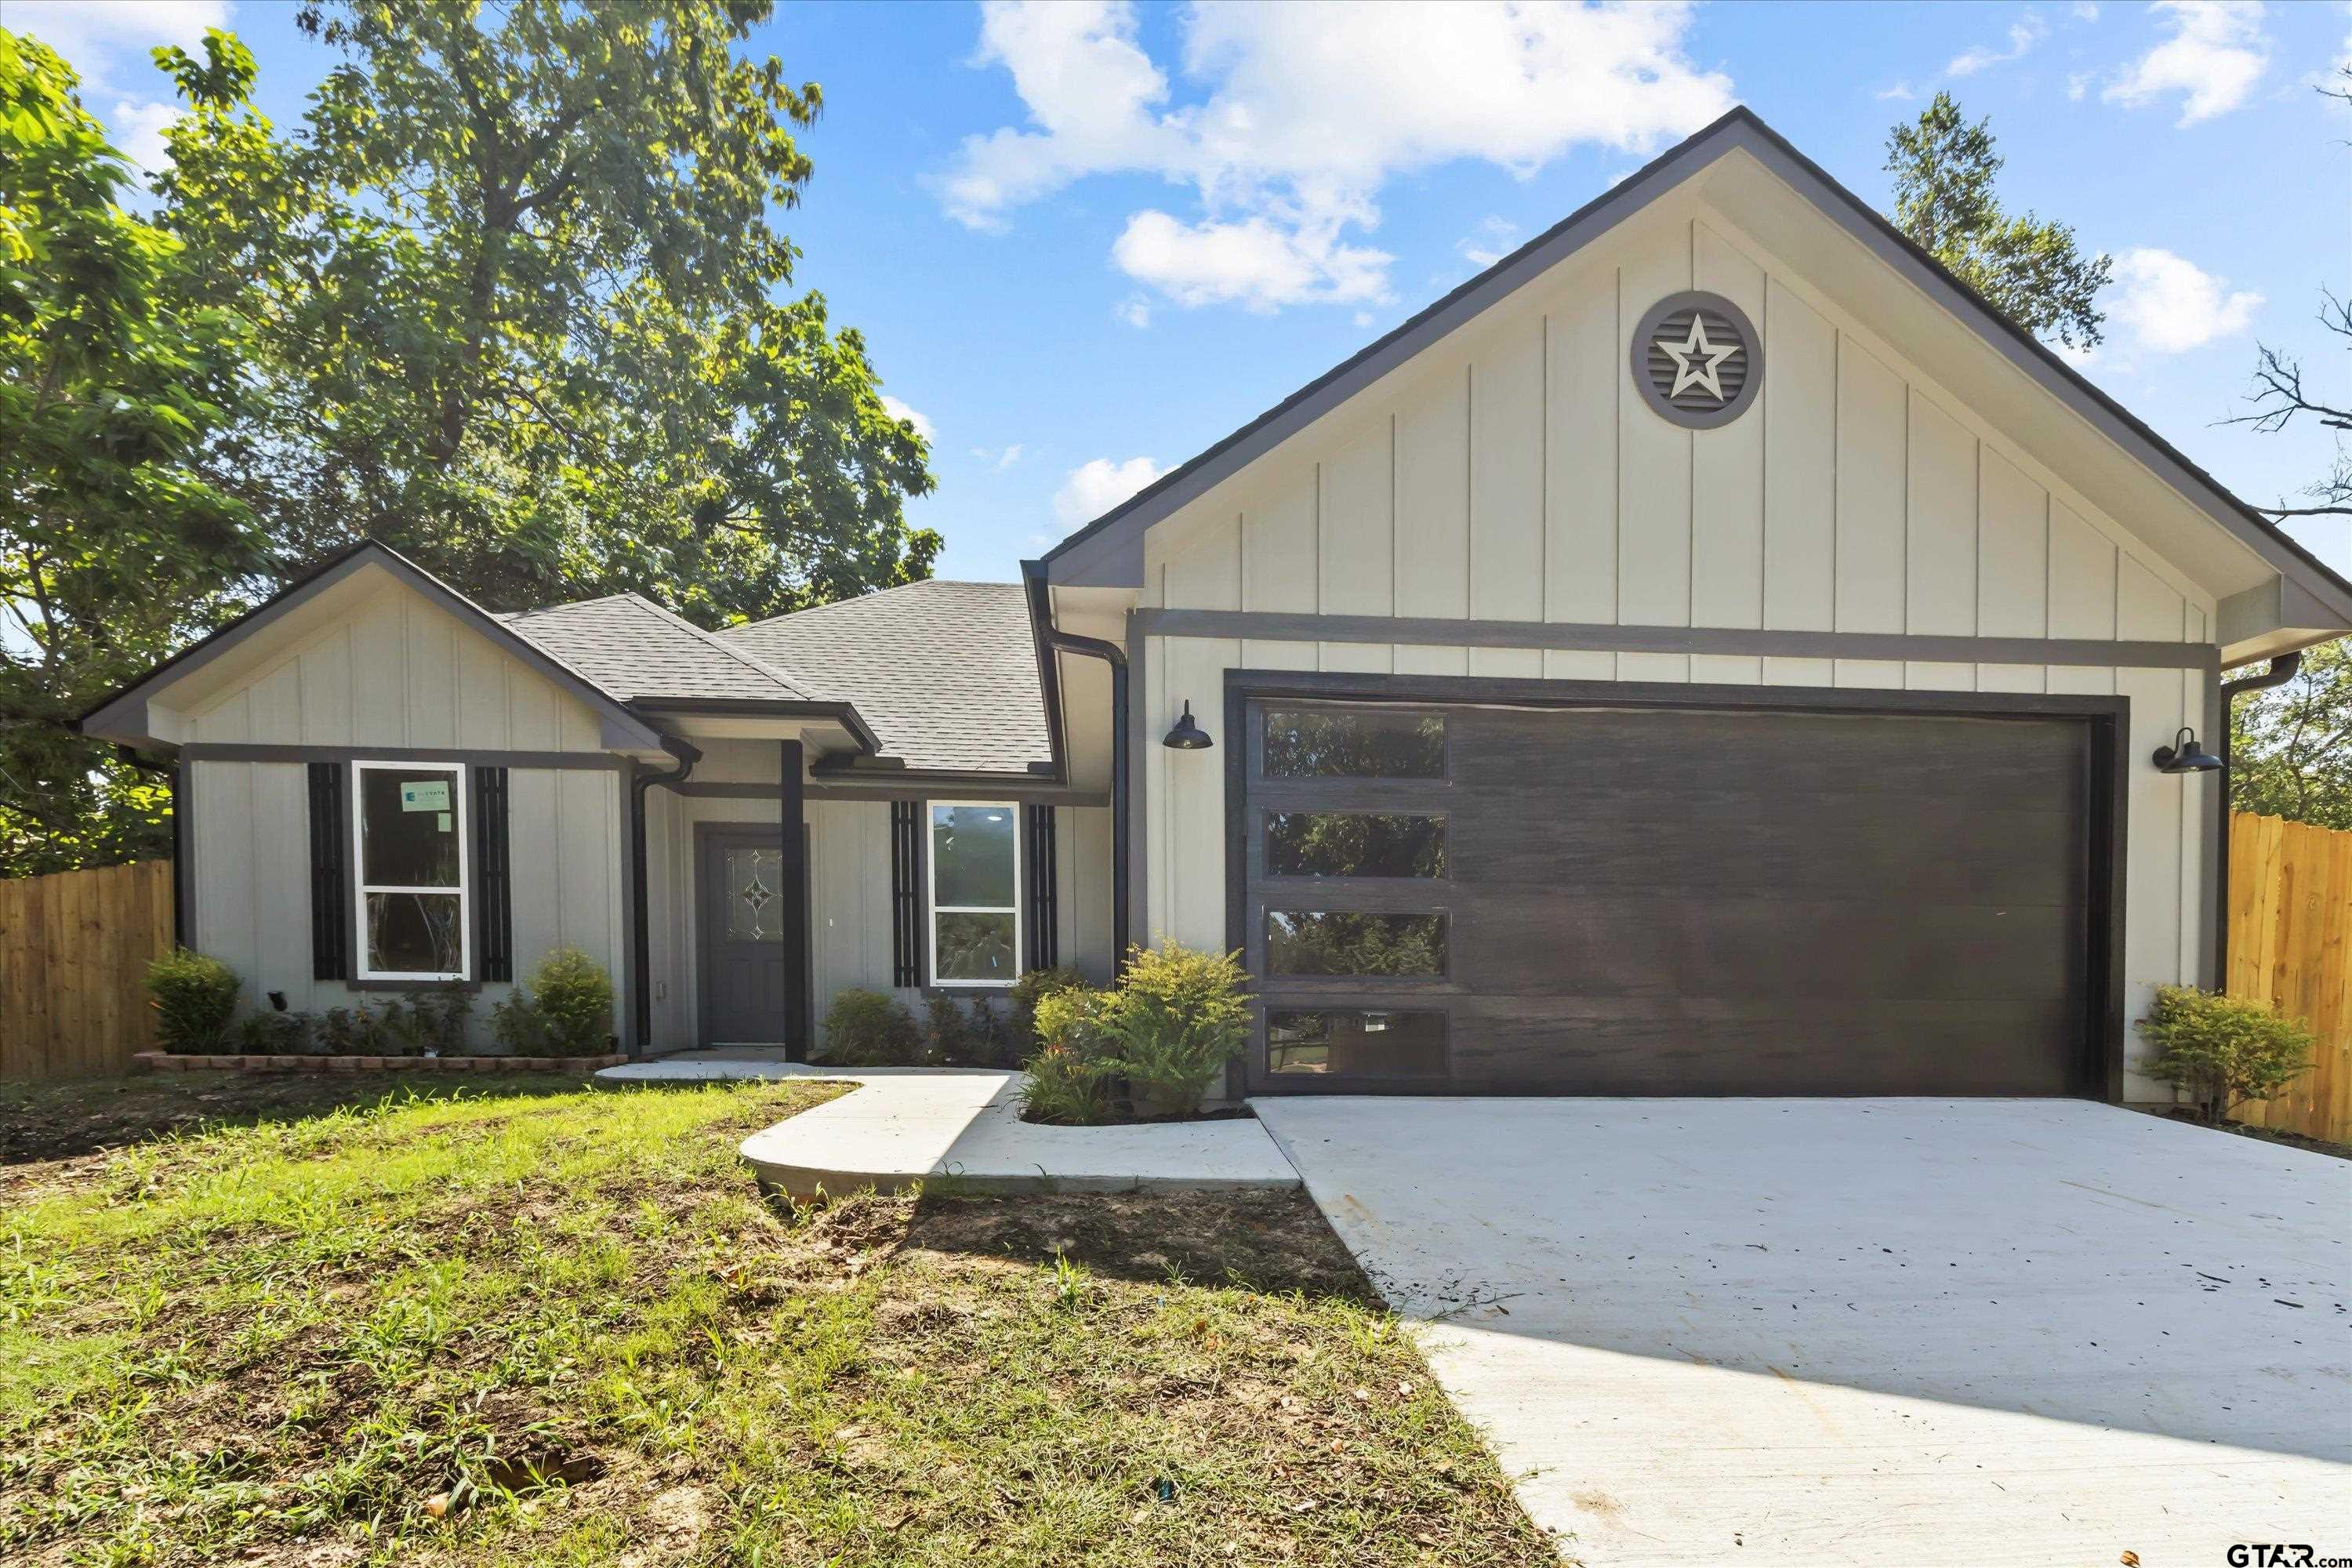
[
  {"xmin": 822, "ymin": 989, "xmax": 927, "ymax": 1066},
  {"xmin": 1018, "ymin": 986, "xmax": 1116, "ymax": 1123},
  {"xmin": 1018, "ymin": 1037, "xmax": 1114, "ymax": 1125},
  {"xmin": 231, "ymin": 1010, "xmax": 315, "ymax": 1056},
  {"xmin": 1095, "ymin": 941, "xmax": 1251, "ymax": 1113},
  {"xmin": 1009, "ymin": 964, "xmax": 1089, "ymax": 1055},
  {"xmin": 528, "ymin": 947, "xmax": 615, "ymax": 1055},
  {"xmin": 2136, "ymin": 985, "xmax": 2316, "ymax": 1123},
  {"xmin": 143, "ymin": 949, "xmax": 241, "ymax": 1054},
  {"xmin": 318, "ymin": 1004, "xmax": 387, "ymax": 1056},
  {"xmin": 487, "ymin": 992, "xmax": 548, "ymax": 1056},
  {"xmin": 924, "ymin": 993, "xmax": 1018, "ymax": 1067}
]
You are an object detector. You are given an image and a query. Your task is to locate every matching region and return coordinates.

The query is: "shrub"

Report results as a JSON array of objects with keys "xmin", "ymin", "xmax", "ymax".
[
  {"xmin": 143, "ymin": 949, "xmax": 241, "ymax": 1054},
  {"xmin": 488, "ymin": 992, "xmax": 548, "ymax": 1056},
  {"xmin": 413, "ymin": 985, "xmax": 475, "ymax": 1054},
  {"xmin": 231, "ymin": 1010, "xmax": 315, "ymax": 1056},
  {"xmin": 924, "ymin": 993, "xmax": 979, "ymax": 1065},
  {"xmin": 1094, "ymin": 941, "xmax": 1250, "ymax": 1113},
  {"xmin": 318, "ymin": 1004, "xmax": 388, "ymax": 1057},
  {"xmin": 822, "ymin": 989, "xmax": 927, "ymax": 1066},
  {"xmin": 1018, "ymin": 987, "xmax": 1117, "ymax": 1123},
  {"xmin": 529, "ymin": 947, "xmax": 615, "ymax": 1055},
  {"xmin": 1009, "ymin": 965, "xmax": 1089, "ymax": 1054},
  {"xmin": 2136, "ymin": 985, "xmax": 2316, "ymax": 1123}
]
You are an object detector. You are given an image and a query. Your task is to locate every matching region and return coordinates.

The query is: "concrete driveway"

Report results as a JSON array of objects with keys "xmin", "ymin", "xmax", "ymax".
[{"xmin": 1252, "ymin": 1098, "xmax": 2352, "ymax": 1567}]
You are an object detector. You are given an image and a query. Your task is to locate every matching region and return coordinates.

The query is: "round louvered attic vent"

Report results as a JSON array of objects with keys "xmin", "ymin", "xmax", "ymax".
[{"xmin": 1630, "ymin": 290, "xmax": 1762, "ymax": 430}]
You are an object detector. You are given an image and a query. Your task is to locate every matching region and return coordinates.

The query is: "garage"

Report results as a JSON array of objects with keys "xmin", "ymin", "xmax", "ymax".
[{"xmin": 1229, "ymin": 677, "xmax": 2124, "ymax": 1098}]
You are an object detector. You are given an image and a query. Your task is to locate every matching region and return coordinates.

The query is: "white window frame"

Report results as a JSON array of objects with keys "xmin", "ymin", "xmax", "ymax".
[
  {"xmin": 352, "ymin": 759, "xmax": 470, "ymax": 982},
  {"xmin": 926, "ymin": 799, "xmax": 1019, "ymax": 989}
]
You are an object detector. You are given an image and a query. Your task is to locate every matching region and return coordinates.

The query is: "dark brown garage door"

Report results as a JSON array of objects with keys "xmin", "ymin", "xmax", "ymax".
[{"xmin": 1235, "ymin": 692, "xmax": 2109, "ymax": 1097}]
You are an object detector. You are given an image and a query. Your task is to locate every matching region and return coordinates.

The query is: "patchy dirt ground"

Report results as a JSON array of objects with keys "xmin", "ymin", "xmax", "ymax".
[{"xmin": 0, "ymin": 1074, "xmax": 1559, "ymax": 1567}]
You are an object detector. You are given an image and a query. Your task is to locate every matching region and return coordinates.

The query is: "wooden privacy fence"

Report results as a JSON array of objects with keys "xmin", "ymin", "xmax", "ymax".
[
  {"xmin": 0, "ymin": 859, "xmax": 175, "ymax": 1080},
  {"xmin": 2227, "ymin": 812, "xmax": 2352, "ymax": 1144}
]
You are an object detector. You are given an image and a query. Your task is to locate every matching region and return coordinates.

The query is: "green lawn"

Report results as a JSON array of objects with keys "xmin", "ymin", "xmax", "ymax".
[{"xmin": 0, "ymin": 1073, "xmax": 1558, "ymax": 1566}]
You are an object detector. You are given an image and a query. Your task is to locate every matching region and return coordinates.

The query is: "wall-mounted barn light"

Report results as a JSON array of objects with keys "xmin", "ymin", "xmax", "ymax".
[
  {"xmin": 1162, "ymin": 701, "xmax": 1214, "ymax": 750},
  {"xmin": 2151, "ymin": 727, "xmax": 2221, "ymax": 775}
]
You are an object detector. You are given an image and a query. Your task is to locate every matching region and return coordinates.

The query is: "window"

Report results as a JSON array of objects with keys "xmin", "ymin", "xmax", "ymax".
[
  {"xmin": 1267, "ymin": 1010, "xmax": 1446, "ymax": 1076},
  {"xmin": 1265, "ymin": 811, "xmax": 1446, "ymax": 878},
  {"xmin": 930, "ymin": 801, "xmax": 1018, "ymax": 985},
  {"xmin": 353, "ymin": 761, "xmax": 467, "ymax": 980},
  {"xmin": 1263, "ymin": 708, "xmax": 1446, "ymax": 778},
  {"xmin": 1265, "ymin": 911, "xmax": 1447, "ymax": 977}
]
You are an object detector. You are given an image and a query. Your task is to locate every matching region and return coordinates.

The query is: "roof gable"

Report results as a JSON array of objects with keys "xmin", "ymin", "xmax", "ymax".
[
  {"xmin": 80, "ymin": 542, "xmax": 663, "ymax": 751},
  {"xmin": 504, "ymin": 593, "xmax": 815, "ymax": 705},
  {"xmin": 1039, "ymin": 107, "xmax": 2351, "ymax": 643}
]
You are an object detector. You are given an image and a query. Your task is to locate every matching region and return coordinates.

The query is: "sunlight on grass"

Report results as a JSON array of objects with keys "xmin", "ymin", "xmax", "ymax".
[{"xmin": 0, "ymin": 1076, "xmax": 1555, "ymax": 1566}]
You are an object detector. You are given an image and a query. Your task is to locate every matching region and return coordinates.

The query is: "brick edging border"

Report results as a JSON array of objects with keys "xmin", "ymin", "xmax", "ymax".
[{"xmin": 132, "ymin": 1051, "xmax": 627, "ymax": 1074}]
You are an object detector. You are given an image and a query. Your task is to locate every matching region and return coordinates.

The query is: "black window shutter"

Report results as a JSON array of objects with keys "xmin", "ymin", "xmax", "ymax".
[
  {"xmin": 889, "ymin": 800, "xmax": 924, "ymax": 987},
  {"xmin": 1024, "ymin": 804, "xmax": 1058, "ymax": 971},
  {"xmin": 473, "ymin": 766, "xmax": 513, "ymax": 982},
  {"xmin": 307, "ymin": 762, "xmax": 348, "ymax": 980}
]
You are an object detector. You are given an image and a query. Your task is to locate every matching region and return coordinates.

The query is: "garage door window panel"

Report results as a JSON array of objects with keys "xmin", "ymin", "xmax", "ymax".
[
  {"xmin": 1262, "ymin": 708, "xmax": 1449, "ymax": 779},
  {"xmin": 1263, "ymin": 811, "xmax": 1447, "ymax": 879},
  {"xmin": 1267, "ymin": 1009, "xmax": 1448, "ymax": 1077},
  {"xmin": 1266, "ymin": 911, "xmax": 1448, "ymax": 978}
]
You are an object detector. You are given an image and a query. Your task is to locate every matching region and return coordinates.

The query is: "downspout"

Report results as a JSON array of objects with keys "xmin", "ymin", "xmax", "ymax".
[
  {"xmin": 629, "ymin": 735, "xmax": 701, "ymax": 1056},
  {"xmin": 2213, "ymin": 652, "xmax": 2302, "ymax": 989},
  {"xmin": 1022, "ymin": 564, "xmax": 1131, "ymax": 964}
]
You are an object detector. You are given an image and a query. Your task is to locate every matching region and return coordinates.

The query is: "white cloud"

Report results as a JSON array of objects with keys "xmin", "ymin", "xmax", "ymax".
[
  {"xmin": 1112, "ymin": 294, "xmax": 1153, "ymax": 328},
  {"xmin": 9, "ymin": 1, "xmax": 229, "ymax": 94},
  {"xmin": 2104, "ymin": 246, "xmax": 2261, "ymax": 352},
  {"xmin": 1457, "ymin": 216, "xmax": 1519, "ymax": 269},
  {"xmin": 1948, "ymin": 14, "xmax": 2050, "ymax": 76},
  {"xmin": 1053, "ymin": 456, "xmax": 1165, "ymax": 528},
  {"xmin": 2072, "ymin": 2, "xmax": 2101, "ymax": 19},
  {"xmin": 880, "ymin": 396, "xmax": 935, "ymax": 444},
  {"xmin": 2067, "ymin": 71, "xmax": 2092, "ymax": 100},
  {"xmin": 970, "ymin": 443, "xmax": 1025, "ymax": 470},
  {"xmin": 1115, "ymin": 209, "xmax": 1392, "ymax": 311},
  {"xmin": 1875, "ymin": 81, "xmax": 1918, "ymax": 101},
  {"xmin": 2103, "ymin": 1, "xmax": 2269, "ymax": 125},
  {"xmin": 942, "ymin": 0, "xmax": 1734, "ymax": 313},
  {"xmin": 107, "ymin": 97, "xmax": 181, "ymax": 174}
]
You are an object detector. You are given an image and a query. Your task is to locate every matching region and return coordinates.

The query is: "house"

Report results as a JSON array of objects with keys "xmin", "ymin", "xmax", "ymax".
[{"xmin": 81, "ymin": 109, "xmax": 2352, "ymax": 1102}]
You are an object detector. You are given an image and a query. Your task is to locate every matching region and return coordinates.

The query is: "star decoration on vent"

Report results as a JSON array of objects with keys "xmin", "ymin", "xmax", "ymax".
[{"xmin": 1657, "ymin": 314, "xmax": 1740, "ymax": 402}]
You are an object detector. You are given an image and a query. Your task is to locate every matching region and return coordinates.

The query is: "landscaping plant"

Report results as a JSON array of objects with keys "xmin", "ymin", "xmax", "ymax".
[
  {"xmin": 1095, "ymin": 941, "xmax": 1252, "ymax": 1115},
  {"xmin": 2136, "ymin": 985, "xmax": 2317, "ymax": 1123},
  {"xmin": 527, "ymin": 947, "xmax": 616, "ymax": 1055},
  {"xmin": 1018, "ymin": 985, "xmax": 1117, "ymax": 1125},
  {"xmin": 141, "ymin": 948, "xmax": 241, "ymax": 1054},
  {"xmin": 488, "ymin": 992, "xmax": 548, "ymax": 1056},
  {"xmin": 820, "ymin": 989, "xmax": 927, "ymax": 1065}
]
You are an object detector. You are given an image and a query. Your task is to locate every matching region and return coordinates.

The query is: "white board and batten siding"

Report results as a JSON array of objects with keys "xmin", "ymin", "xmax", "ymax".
[
  {"xmin": 1140, "ymin": 198, "xmax": 2216, "ymax": 1098},
  {"xmin": 177, "ymin": 579, "xmax": 627, "ymax": 1021}
]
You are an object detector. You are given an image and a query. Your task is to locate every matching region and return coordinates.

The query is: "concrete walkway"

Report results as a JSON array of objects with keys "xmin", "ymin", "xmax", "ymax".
[
  {"xmin": 600, "ymin": 1051, "xmax": 1299, "ymax": 1199},
  {"xmin": 1256, "ymin": 1097, "xmax": 2352, "ymax": 1568}
]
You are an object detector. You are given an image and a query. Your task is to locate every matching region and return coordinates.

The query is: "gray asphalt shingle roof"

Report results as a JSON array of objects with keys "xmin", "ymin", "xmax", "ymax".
[
  {"xmin": 503, "ymin": 594, "xmax": 815, "ymax": 705},
  {"xmin": 720, "ymin": 580, "xmax": 1051, "ymax": 776}
]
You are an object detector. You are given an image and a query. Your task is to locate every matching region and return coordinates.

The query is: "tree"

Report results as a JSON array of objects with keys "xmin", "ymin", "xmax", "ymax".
[
  {"xmin": 154, "ymin": 0, "xmax": 937, "ymax": 624},
  {"xmin": 1886, "ymin": 92, "xmax": 2112, "ymax": 350},
  {"xmin": 2230, "ymin": 641, "xmax": 2352, "ymax": 829},
  {"xmin": 2219, "ymin": 63, "xmax": 2349, "ymax": 829},
  {"xmin": 0, "ymin": 29, "xmax": 264, "ymax": 876}
]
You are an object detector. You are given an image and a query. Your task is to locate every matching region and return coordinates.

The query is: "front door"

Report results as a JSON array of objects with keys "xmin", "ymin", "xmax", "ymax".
[{"xmin": 698, "ymin": 826, "xmax": 789, "ymax": 1044}]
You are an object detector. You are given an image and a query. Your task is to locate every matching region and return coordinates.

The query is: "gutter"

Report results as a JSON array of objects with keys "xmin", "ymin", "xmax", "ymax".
[
  {"xmin": 628, "ymin": 735, "xmax": 702, "ymax": 1054},
  {"xmin": 1021, "ymin": 561, "xmax": 1131, "ymax": 964},
  {"xmin": 2214, "ymin": 653, "xmax": 2303, "ymax": 989}
]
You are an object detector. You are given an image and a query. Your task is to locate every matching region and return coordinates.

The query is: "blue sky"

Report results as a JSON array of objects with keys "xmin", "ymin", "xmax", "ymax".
[{"xmin": 21, "ymin": 0, "xmax": 2352, "ymax": 583}]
